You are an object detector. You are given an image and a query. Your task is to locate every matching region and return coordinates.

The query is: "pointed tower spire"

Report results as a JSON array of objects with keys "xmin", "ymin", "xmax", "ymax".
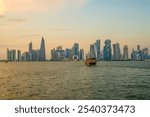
[{"xmin": 39, "ymin": 37, "xmax": 46, "ymax": 61}]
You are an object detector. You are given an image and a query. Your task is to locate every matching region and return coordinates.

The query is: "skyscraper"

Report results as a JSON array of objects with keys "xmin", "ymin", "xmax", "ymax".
[
  {"xmin": 65, "ymin": 48, "xmax": 71, "ymax": 59},
  {"xmin": 136, "ymin": 45, "xmax": 141, "ymax": 61},
  {"xmin": 94, "ymin": 39, "xmax": 101, "ymax": 61},
  {"xmin": 73, "ymin": 43, "xmax": 79, "ymax": 60},
  {"xmin": 28, "ymin": 42, "xmax": 33, "ymax": 61},
  {"xmin": 103, "ymin": 39, "xmax": 112, "ymax": 61},
  {"xmin": 17, "ymin": 50, "xmax": 21, "ymax": 61},
  {"xmin": 39, "ymin": 37, "xmax": 46, "ymax": 61},
  {"xmin": 141, "ymin": 48, "xmax": 149, "ymax": 61},
  {"xmin": 50, "ymin": 46, "xmax": 65, "ymax": 61},
  {"xmin": 7, "ymin": 49, "xmax": 11, "ymax": 61},
  {"xmin": 79, "ymin": 49, "xmax": 84, "ymax": 60},
  {"xmin": 7, "ymin": 49, "xmax": 16, "ymax": 61},
  {"xmin": 123, "ymin": 45, "xmax": 128, "ymax": 61},
  {"xmin": 90, "ymin": 44, "xmax": 96, "ymax": 58},
  {"xmin": 29, "ymin": 42, "xmax": 32, "ymax": 53},
  {"xmin": 113, "ymin": 43, "xmax": 121, "ymax": 61},
  {"xmin": 131, "ymin": 48, "xmax": 136, "ymax": 61}
]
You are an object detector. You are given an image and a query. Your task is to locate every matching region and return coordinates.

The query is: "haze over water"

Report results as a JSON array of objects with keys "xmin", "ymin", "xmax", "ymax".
[{"xmin": 0, "ymin": 61, "xmax": 150, "ymax": 100}]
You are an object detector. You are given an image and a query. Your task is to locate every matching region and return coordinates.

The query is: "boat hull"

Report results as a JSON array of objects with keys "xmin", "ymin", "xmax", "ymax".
[{"xmin": 85, "ymin": 58, "xmax": 97, "ymax": 66}]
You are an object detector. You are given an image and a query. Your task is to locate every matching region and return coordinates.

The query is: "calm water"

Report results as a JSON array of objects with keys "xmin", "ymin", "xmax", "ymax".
[{"xmin": 0, "ymin": 61, "xmax": 150, "ymax": 100}]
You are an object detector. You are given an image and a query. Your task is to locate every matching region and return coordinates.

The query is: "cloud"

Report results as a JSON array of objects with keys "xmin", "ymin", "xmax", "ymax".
[
  {"xmin": 50, "ymin": 28, "xmax": 72, "ymax": 32},
  {"xmin": 0, "ymin": 15, "xmax": 5, "ymax": 18},
  {"xmin": 0, "ymin": 0, "xmax": 87, "ymax": 14},
  {"xmin": 20, "ymin": 34, "xmax": 41, "ymax": 38},
  {"xmin": 7, "ymin": 18, "xmax": 27, "ymax": 22}
]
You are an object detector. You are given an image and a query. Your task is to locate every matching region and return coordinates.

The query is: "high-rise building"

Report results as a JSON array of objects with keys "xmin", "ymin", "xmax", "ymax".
[
  {"xmin": 32, "ymin": 50, "xmax": 40, "ymax": 61},
  {"xmin": 65, "ymin": 48, "xmax": 71, "ymax": 59},
  {"xmin": 22, "ymin": 52, "xmax": 30, "ymax": 61},
  {"xmin": 131, "ymin": 45, "xmax": 142, "ymax": 61},
  {"xmin": 39, "ymin": 37, "xmax": 46, "ymax": 61},
  {"xmin": 17, "ymin": 50, "xmax": 21, "ymax": 61},
  {"xmin": 141, "ymin": 48, "xmax": 149, "ymax": 61},
  {"xmin": 131, "ymin": 49, "xmax": 136, "ymax": 61},
  {"xmin": 136, "ymin": 45, "xmax": 141, "ymax": 61},
  {"xmin": 7, "ymin": 49, "xmax": 11, "ymax": 61},
  {"xmin": 51, "ymin": 46, "xmax": 65, "ymax": 61},
  {"xmin": 90, "ymin": 44, "xmax": 96, "ymax": 58},
  {"xmin": 51, "ymin": 48, "xmax": 57, "ymax": 61},
  {"xmin": 123, "ymin": 45, "xmax": 128, "ymax": 61},
  {"xmin": 113, "ymin": 43, "xmax": 121, "ymax": 61},
  {"xmin": 103, "ymin": 39, "xmax": 112, "ymax": 61},
  {"xmin": 94, "ymin": 39, "xmax": 101, "ymax": 61},
  {"xmin": 29, "ymin": 42, "xmax": 32, "ymax": 53},
  {"xmin": 29, "ymin": 42, "xmax": 33, "ymax": 61},
  {"xmin": 7, "ymin": 49, "xmax": 16, "ymax": 61},
  {"xmin": 73, "ymin": 43, "xmax": 79, "ymax": 60},
  {"xmin": 79, "ymin": 49, "xmax": 84, "ymax": 60}
]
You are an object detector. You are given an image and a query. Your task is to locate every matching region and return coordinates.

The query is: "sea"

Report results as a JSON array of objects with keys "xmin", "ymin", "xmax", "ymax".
[{"xmin": 0, "ymin": 61, "xmax": 150, "ymax": 100}]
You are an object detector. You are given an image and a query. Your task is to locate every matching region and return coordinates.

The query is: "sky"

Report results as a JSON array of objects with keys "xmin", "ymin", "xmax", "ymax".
[{"xmin": 0, "ymin": 0, "xmax": 150, "ymax": 59}]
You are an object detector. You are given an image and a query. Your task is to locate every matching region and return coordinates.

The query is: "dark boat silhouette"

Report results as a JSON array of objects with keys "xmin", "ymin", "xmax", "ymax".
[{"xmin": 85, "ymin": 58, "xmax": 97, "ymax": 66}]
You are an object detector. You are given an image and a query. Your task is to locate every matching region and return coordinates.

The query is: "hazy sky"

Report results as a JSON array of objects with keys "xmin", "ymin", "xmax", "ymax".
[{"xmin": 0, "ymin": 0, "xmax": 150, "ymax": 59}]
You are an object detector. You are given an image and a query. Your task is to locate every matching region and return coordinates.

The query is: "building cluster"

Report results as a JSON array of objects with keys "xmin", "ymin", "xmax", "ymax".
[
  {"xmin": 131, "ymin": 45, "xmax": 149, "ymax": 61},
  {"xmin": 86, "ymin": 39, "xmax": 149, "ymax": 61},
  {"xmin": 7, "ymin": 37, "xmax": 46, "ymax": 61},
  {"xmin": 6, "ymin": 37, "xmax": 150, "ymax": 61},
  {"xmin": 86, "ymin": 40, "xmax": 101, "ymax": 60},
  {"xmin": 51, "ymin": 43, "xmax": 84, "ymax": 61}
]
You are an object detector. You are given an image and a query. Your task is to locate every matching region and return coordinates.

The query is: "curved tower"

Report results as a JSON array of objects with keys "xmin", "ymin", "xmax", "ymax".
[{"xmin": 39, "ymin": 37, "xmax": 46, "ymax": 61}]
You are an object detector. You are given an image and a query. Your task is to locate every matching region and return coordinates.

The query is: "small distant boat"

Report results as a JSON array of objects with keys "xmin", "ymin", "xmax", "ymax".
[
  {"xmin": 5, "ymin": 61, "xmax": 8, "ymax": 63},
  {"xmin": 85, "ymin": 58, "xmax": 97, "ymax": 66}
]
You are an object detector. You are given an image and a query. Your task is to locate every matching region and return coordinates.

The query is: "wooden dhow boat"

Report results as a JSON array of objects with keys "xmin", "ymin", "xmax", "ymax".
[{"xmin": 85, "ymin": 58, "xmax": 97, "ymax": 66}]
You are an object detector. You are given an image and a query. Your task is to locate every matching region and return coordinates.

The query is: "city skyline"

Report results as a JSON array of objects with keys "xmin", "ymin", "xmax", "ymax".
[
  {"xmin": 0, "ymin": 0, "xmax": 150, "ymax": 59},
  {"xmin": 6, "ymin": 37, "xmax": 150, "ymax": 61}
]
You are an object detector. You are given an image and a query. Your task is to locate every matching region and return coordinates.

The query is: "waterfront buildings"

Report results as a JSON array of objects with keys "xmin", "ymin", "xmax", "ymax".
[
  {"xmin": 72, "ymin": 43, "xmax": 79, "ymax": 60},
  {"xmin": 22, "ymin": 52, "xmax": 30, "ymax": 61},
  {"xmin": 51, "ymin": 46, "xmax": 65, "ymax": 61},
  {"xmin": 131, "ymin": 45, "xmax": 149, "ymax": 61},
  {"xmin": 131, "ymin": 45, "xmax": 141, "ymax": 61},
  {"xmin": 64, "ymin": 48, "xmax": 71, "ymax": 59},
  {"xmin": 7, "ymin": 49, "xmax": 16, "ymax": 61},
  {"xmin": 89, "ymin": 44, "xmax": 96, "ymax": 58},
  {"xmin": 7, "ymin": 37, "xmax": 46, "ymax": 61},
  {"xmin": 103, "ymin": 39, "xmax": 112, "ymax": 61},
  {"xmin": 6, "ymin": 37, "xmax": 150, "ymax": 62},
  {"xmin": 86, "ymin": 39, "xmax": 101, "ymax": 60},
  {"xmin": 17, "ymin": 50, "xmax": 22, "ymax": 61},
  {"xmin": 141, "ymin": 48, "xmax": 149, "ymax": 60},
  {"xmin": 123, "ymin": 45, "xmax": 128, "ymax": 61},
  {"xmin": 29, "ymin": 42, "xmax": 33, "ymax": 53},
  {"xmin": 50, "ymin": 43, "xmax": 84, "ymax": 61},
  {"xmin": 113, "ymin": 43, "xmax": 121, "ymax": 61},
  {"xmin": 79, "ymin": 49, "xmax": 84, "ymax": 60},
  {"xmin": 94, "ymin": 40, "xmax": 101, "ymax": 61}
]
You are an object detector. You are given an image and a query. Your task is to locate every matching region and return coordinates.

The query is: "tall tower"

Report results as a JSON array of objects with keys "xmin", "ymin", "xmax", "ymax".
[
  {"xmin": 79, "ymin": 49, "xmax": 84, "ymax": 60},
  {"xmin": 113, "ymin": 43, "xmax": 121, "ymax": 61},
  {"xmin": 103, "ymin": 39, "xmax": 112, "ymax": 61},
  {"xmin": 29, "ymin": 42, "xmax": 32, "ymax": 53},
  {"xmin": 123, "ymin": 45, "xmax": 128, "ymax": 61},
  {"xmin": 17, "ymin": 50, "xmax": 22, "ymax": 61},
  {"xmin": 39, "ymin": 37, "xmax": 46, "ymax": 61},
  {"xmin": 94, "ymin": 39, "xmax": 101, "ymax": 61},
  {"xmin": 90, "ymin": 44, "xmax": 96, "ymax": 58},
  {"xmin": 73, "ymin": 43, "xmax": 79, "ymax": 58}
]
